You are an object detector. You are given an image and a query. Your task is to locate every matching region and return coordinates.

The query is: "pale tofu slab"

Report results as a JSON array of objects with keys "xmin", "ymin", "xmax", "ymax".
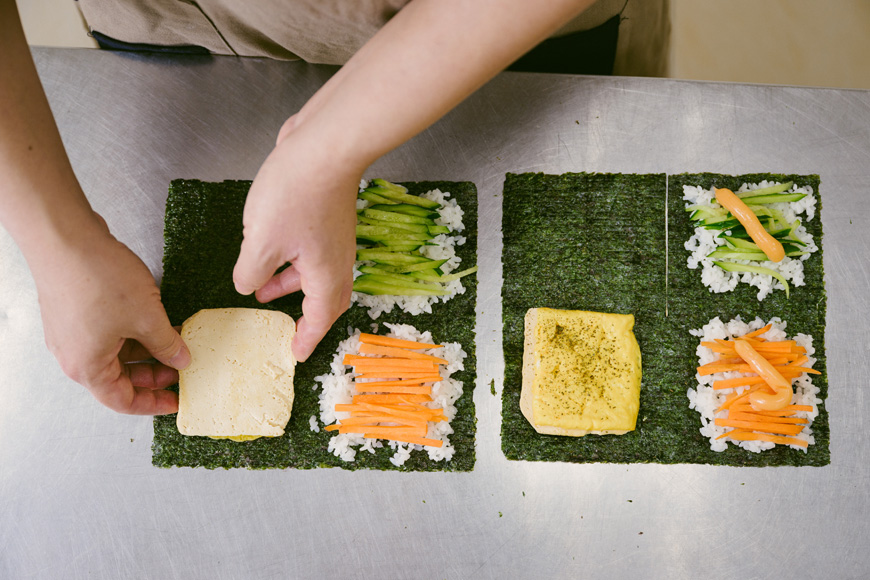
[{"xmin": 176, "ymin": 308, "xmax": 296, "ymax": 438}]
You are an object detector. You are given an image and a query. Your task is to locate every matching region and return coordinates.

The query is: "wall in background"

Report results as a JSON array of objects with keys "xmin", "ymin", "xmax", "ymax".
[{"xmin": 15, "ymin": 0, "xmax": 870, "ymax": 90}]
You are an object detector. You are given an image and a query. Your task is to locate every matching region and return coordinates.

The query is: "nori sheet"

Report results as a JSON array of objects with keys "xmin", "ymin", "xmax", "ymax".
[
  {"xmin": 501, "ymin": 172, "xmax": 829, "ymax": 466},
  {"xmin": 153, "ymin": 180, "xmax": 478, "ymax": 471}
]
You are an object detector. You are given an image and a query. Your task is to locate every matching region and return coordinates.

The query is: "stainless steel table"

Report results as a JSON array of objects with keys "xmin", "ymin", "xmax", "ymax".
[{"xmin": 2, "ymin": 48, "xmax": 868, "ymax": 579}]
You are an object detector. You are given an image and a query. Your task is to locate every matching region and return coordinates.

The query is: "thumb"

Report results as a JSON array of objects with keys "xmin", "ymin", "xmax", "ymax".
[
  {"xmin": 233, "ymin": 237, "xmax": 283, "ymax": 296},
  {"xmin": 137, "ymin": 318, "xmax": 191, "ymax": 370}
]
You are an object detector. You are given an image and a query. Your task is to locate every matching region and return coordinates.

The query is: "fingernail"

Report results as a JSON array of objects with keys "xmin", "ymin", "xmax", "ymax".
[
  {"xmin": 170, "ymin": 347, "xmax": 191, "ymax": 370},
  {"xmin": 234, "ymin": 282, "xmax": 254, "ymax": 296}
]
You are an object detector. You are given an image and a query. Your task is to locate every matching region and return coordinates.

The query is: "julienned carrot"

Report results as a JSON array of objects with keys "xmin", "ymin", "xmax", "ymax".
[
  {"xmin": 741, "ymin": 323, "xmax": 773, "ymax": 339},
  {"xmin": 350, "ymin": 365, "xmax": 441, "ymax": 376},
  {"xmin": 723, "ymin": 430, "xmax": 809, "ymax": 448},
  {"xmin": 352, "ymin": 394, "xmax": 433, "ymax": 404},
  {"xmin": 337, "ymin": 402, "xmax": 446, "ymax": 422},
  {"xmin": 335, "ymin": 424, "xmax": 428, "ymax": 436},
  {"xmin": 714, "ymin": 418, "xmax": 804, "ymax": 436},
  {"xmin": 358, "ymin": 343, "xmax": 448, "ymax": 364},
  {"xmin": 344, "ymin": 355, "xmax": 440, "ymax": 369},
  {"xmin": 730, "ymin": 403, "xmax": 813, "ymax": 417},
  {"xmin": 353, "ymin": 384, "xmax": 432, "ymax": 394},
  {"xmin": 354, "ymin": 372, "xmax": 440, "ymax": 380},
  {"xmin": 330, "ymin": 415, "xmax": 428, "ymax": 428},
  {"xmin": 354, "ymin": 377, "xmax": 443, "ymax": 387},
  {"xmin": 728, "ymin": 411, "xmax": 807, "ymax": 424},
  {"xmin": 359, "ymin": 332, "xmax": 442, "ymax": 350}
]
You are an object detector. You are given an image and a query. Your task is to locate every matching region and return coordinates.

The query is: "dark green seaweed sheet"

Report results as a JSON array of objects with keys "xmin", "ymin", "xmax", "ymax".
[
  {"xmin": 501, "ymin": 172, "xmax": 828, "ymax": 466},
  {"xmin": 153, "ymin": 180, "xmax": 477, "ymax": 470}
]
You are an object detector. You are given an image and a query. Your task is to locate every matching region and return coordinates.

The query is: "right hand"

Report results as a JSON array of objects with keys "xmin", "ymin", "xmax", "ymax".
[
  {"xmin": 232, "ymin": 121, "xmax": 361, "ymax": 362},
  {"xmin": 31, "ymin": 215, "xmax": 190, "ymax": 415}
]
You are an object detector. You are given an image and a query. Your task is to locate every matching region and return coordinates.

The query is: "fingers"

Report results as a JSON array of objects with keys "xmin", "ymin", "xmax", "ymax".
[
  {"xmin": 255, "ymin": 265, "xmax": 302, "ymax": 303},
  {"xmin": 233, "ymin": 235, "xmax": 284, "ymax": 296},
  {"xmin": 125, "ymin": 362, "xmax": 179, "ymax": 390},
  {"xmin": 88, "ymin": 359, "xmax": 179, "ymax": 415},
  {"xmin": 134, "ymin": 312, "xmax": 191, "ymax": 371},
  {"xmin": 292, "ymin": 281, "xmax": 352, "ymax": 362}
]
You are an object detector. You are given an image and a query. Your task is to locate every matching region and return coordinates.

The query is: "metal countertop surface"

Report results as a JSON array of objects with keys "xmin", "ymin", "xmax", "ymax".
[{"xmin": 2, "ymin": 48, "xmax": 869, "ymax": 579}]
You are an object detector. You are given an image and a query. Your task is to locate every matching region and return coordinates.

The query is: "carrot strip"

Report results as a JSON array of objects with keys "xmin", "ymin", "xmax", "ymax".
[
  {"xmin": 359, "ymin": 332, "xmax": 442, "ymax": 350},
  {"xmin": 728, "ymin": 411, "xmax": 807, "ymax": 425},
  {"xmin": 354, "ymin": 371, "xmax": 440, "ymax": 380},
  {"xmin": 337, "ymin": 425, "xmax": 429, "ymax": 437},
  {"xmin": 352, "ymin": 394, "xmax": 433, "ymax": 404},
  {"xmin": 358, "ymin": 343, "xmax": 448, "ymax": 364},
  {"xmin": 350, "ymin": 365, "xmax": 440, "ymax": 377},
  {"xmin": 713, "ymin": 376, "xmax": 767, "ymax": 390},
  {"xmin": 332, "ymin": 415, "xmax": 429, "ymax": 428},
  {"xmin": 353, "ymin": 384, "xmax": 432, "ymax": 394},
  {"xmin": 345, "ymin": 356, "xmax": 440, "ymax": 369},
  {"xmin": 714, "ymin": 418, "xmax": 804, "ymax": 436},
  {"xmin": 337, "ymin": 402, "xmax": 446, "ymax": 422},
  {"xmin": 355, "ymin": 377, "xmax": 443, "ymax": 388},
  {"xmin": 724, "ymin": 430, "xmax": 809, "ymax": 448},
  {"xmin": 740, "ymin": 324, "xmax": 773, "ymax": 339}
]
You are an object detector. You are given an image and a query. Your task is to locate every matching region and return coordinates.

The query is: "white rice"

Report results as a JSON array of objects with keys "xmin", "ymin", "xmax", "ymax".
[
  {"xmin": 352, "ymin": 186, "xmax": 470, "ymax": 319},
  {"xmin": 687, "ymin": 316, "xmax": 821, "ymax": 453},
  {"xmin": 311, "ymin": 323, "xmax": 467, "ymax": 466},
  {"xmin": 683, "ymin": 181, "xmax": 819, "ymax": 300}
]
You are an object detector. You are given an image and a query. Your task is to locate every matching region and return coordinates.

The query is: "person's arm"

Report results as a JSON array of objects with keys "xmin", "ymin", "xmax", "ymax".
[
  {"xmin": 0, "ymin": 0, "xmax": 190, "ymax": 414},
  {"xmin": 235, "ymin": 0, "xmax": 594, "ymax": 360}
]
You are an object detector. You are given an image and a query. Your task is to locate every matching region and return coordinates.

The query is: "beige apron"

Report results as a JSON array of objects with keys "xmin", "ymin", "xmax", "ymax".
[{"xmin": 76, "ymin": 0, "xmax": 669, "ymax": 76}]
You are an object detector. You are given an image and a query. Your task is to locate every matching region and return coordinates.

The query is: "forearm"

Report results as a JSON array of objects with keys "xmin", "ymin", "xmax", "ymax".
[
  {"xmin": 0, "ymin": 0, "xmax": 102, "ymax": 265},
  {"xmin": 289, "ymin": 0, "xmax": 593, "ymax": 166}
]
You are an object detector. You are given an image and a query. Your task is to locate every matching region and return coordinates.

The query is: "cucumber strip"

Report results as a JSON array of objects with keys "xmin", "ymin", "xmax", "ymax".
[
  {"xmin": 356, "ymin": 225, "xmax": 416, "ymax": 237},
  {"xmin": 363, "ymin": 208, "xmax": 435, "ymax": 226},
  {"xmin": 368, "ymin": 259, "xmax": 449, "ymax": 274},
  {"xmin": 359, "ymin": 231, "xmax": 433, "ymax": 242},
  {"xmin": 358, "ymin": 191, "xmax": 398, "ymax": 205},
  {"xmin": 362, "ymin": 244, "xmax": 425, "ymax": 252},
  {"xmin": 357, "ymin": 268, "xmax": 441, "ymax": 287},
  {"xmin": 363, "ymin": 184, "xmax": 442, "ymax": 210},
  {"xmin": 358, "ymin": 265, "xmax": 411, "ymax": 277},
  {"xmin": 369, "ymin": 203, "xmax": 440, "ymax": 219},
  {"xmin": 427, "ymin": 225, "xmax": 451, "ymax": 235},
  {"xmin": 713, "ymin": 260, "xmax": 790, "ymax": 298},
  {"xmin": 741, "ymin": 193, "xmax": 806, "ymax": 205},
  {"xmin": 355, "ymin": 250, "xmax": 431, "ymax": 265},
  {"xmin": 370, "ymin": 178, "xmax": 409, "ymax": 195},
  {"xmin": 406, "ymin": 268, "xmax": 441, "ymax": 282},
  {"xmin": 353, "ymin": 275, "xmax": 449, "ymax": 296},
  {"xmin": 703, "ymin": 218, "xmax": 740, "ymax": 230},
  {"xmin": 357, "ymin": 215, "xmax": 431, "ymax": 233},
  {"xmin": 735, "ymin": 181, "xmax": 793, "ymax": 198},
  {"xmin": 722, "ymin": 236, "xmax": 759, "ymax": 251},
  {"xmin": 707, "ymin": 249, "xmax": 770, "ymax": 261},
  {"xmin": 409, "ymin": 265, "xmax": 479, "ymax": 283}
]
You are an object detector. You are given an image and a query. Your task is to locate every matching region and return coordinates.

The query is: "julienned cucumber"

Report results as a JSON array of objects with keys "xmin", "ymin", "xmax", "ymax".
[
  {"xmin": 740, "ymin": 193, "xmax": 806, "ymax": 205},
  {"xmin": 713, "ymin": 260, "xmax": 790, "ymax": 298},
  {"xmin": 353, "ymin": 276, "xmax": 450, "ymax": 296},
  {"xmin": 409, "ymin": 265, "xmax": 479, "ymax": 283},
  {"xmin": 354, "ymin": 179, "xmax": 474, "ymax": 297},
  {"xmin": 363, "ymin": 208, "xmax": 435, "ymax": 226},
  {"xmin": 735, "ymin": 181, "xmax": 793, "ymax": 198},
  {"xmin": 364, "ymin": 180, "xmax": 442, "ymax": 210},
  {"xmin": 369, "ymin": 203, "xmax": 440, "ymax": 219}
]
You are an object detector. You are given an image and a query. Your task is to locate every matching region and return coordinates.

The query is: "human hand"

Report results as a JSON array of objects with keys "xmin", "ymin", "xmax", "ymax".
[
  {"xmin": 31, "ymin": 217, "xmax": 190, "ymax": 415},
  {"xmin": 233, "ymin": 124, "xmax": 361, "ymax": 362}
]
